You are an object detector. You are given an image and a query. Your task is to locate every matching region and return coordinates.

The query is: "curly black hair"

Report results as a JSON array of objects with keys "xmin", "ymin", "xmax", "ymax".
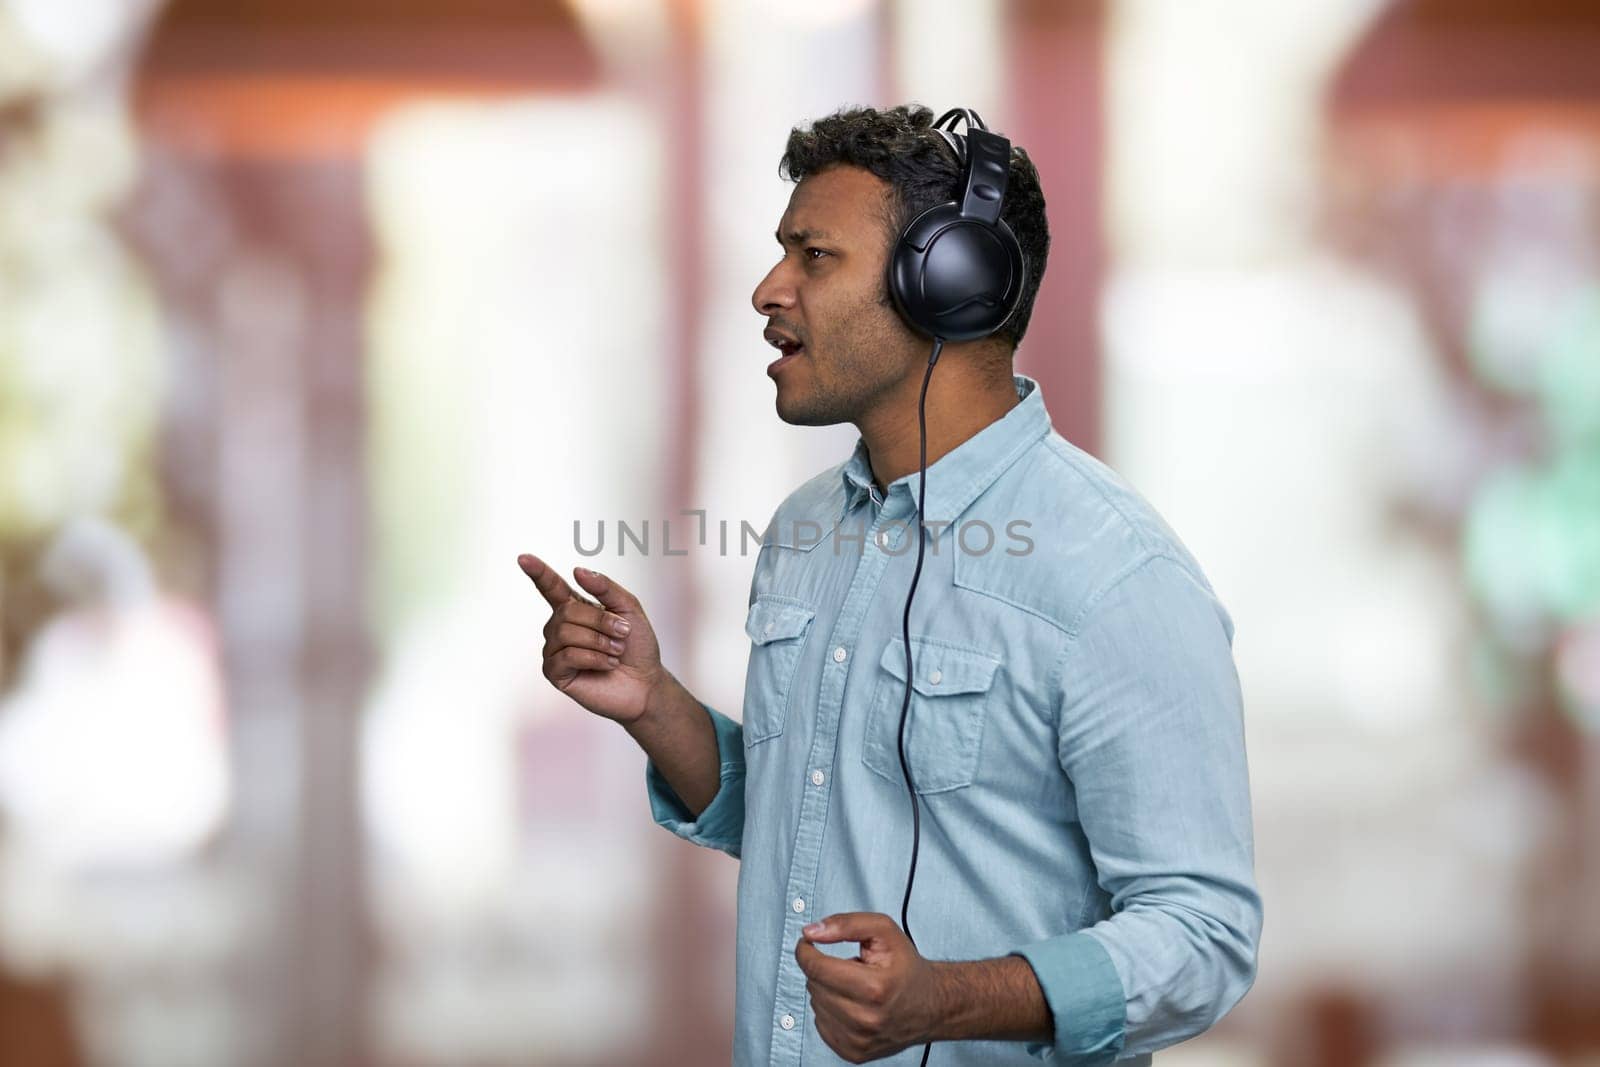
[{"xmin": 778, "ymin": 103, "xmax": 1051, "ymax": 350}]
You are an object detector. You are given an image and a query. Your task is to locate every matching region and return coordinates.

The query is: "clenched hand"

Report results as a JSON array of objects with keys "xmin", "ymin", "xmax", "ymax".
[{"xmin": 795, "ymin": 912, "xmax": 946, "ymax": 1063}]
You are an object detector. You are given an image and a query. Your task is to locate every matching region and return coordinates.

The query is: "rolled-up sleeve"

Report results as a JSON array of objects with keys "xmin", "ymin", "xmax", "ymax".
[
  {"xmin": 644, "ymin": 701, "xmax": 747, "ymax": 859},
  {"xmin": 1010, "ymin": 553, "xmax": 1263, "ymax": 1064}
]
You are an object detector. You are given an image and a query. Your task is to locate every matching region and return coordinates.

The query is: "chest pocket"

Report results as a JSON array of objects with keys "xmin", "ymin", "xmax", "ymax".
[
  {"xmin": 741, "ymin": 596, "xmax": 817, "ymax": 746},
  {"xmin": 862, "ymin": 637, "xmax": 1001, "ymax": 794}
]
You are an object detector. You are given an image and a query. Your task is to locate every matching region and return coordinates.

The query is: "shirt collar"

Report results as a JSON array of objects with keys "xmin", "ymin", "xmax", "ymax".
[{"xmin": 839, "ymin": 373, "xmax": 1051, "ymax": 525}]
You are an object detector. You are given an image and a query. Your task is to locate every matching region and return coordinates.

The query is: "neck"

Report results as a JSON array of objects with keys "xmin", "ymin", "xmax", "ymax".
[{"xmin": 858, "ymin": 354, "xmax": 1019, "ymax": 492}]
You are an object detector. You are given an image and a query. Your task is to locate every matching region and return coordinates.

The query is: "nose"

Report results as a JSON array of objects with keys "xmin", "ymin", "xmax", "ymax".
[{"xmin": 752, "ymin": 259, "xmax": 795, "ymax": 317}]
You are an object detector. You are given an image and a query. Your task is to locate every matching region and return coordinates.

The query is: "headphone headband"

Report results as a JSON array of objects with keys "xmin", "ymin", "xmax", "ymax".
[{"xmin": 931, "ymin": 107, "xmax": 981, "ymax": 157}]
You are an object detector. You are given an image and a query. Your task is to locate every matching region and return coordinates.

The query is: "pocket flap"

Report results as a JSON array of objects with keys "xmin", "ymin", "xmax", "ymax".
[
  {"xmin": 745, "ymin": 597, "xmax": 816, "ymax": 645},
  {"xmin": 879, "ymin": 637, "xmax": 1000, "ymax": 696}
]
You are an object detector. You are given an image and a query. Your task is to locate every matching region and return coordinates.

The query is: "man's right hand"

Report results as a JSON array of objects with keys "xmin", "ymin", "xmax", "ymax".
[{"xmin": 518, "ymin": 553, "xmax": 665, "ymax": 725}]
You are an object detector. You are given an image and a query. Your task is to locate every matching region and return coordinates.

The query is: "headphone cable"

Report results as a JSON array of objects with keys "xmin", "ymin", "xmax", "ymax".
[{"xmin": 896, "ymin": 335, "xmax": 942, "ymax": 1067}]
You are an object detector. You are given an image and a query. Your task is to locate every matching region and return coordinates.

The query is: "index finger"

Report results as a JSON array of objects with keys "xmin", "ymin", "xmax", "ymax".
[
  {"xmin": 794, "ymin": 938, "xmax": 871, "ymax": 999},
  {"xmin": 517, "ymin": 553, "xmax": 573, "ymax": 609},
  {"xmin": 801, "ymin": 912, "xmax": 897, "ymax": 946}
]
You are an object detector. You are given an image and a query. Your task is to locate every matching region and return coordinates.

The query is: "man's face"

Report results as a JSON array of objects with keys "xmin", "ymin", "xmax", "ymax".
[{"xmin": 751, "ymin": 165, "xmax": 919, "ymax": 426}]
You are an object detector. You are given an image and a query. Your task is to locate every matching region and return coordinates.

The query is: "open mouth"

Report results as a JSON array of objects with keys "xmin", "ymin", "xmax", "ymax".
[{"xmin": 766, "ymin": 336, "xmax": 805, "ymax": 376}]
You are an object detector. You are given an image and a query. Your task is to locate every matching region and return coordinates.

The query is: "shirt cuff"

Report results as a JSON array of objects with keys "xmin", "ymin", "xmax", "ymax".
[
  {"xmin": 1009, "ymin": 930, "xmax": 1126, "ymax": 1064},
  {"xmin": 644, "ymin": 701, "xmax": 746, "ymax": 859}
]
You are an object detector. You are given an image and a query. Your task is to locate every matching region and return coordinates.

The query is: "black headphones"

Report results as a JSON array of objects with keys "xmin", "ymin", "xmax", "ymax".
[
  {"xmin": 880, "ymin": 106, "xmax": 1025, "ymax": 1067},
  {"xmin": 886, "ymin": 108, "xmax": 1027, "ymax": 343}
]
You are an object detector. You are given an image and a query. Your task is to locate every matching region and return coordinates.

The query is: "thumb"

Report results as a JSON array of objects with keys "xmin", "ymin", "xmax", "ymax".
[{"xmin": 573, "ymin": 565, "xmax": 641, "ymax": 617}]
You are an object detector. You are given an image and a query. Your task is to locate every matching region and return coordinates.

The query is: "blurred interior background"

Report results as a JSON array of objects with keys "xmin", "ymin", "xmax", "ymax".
[{"xmin": 1, "ymin": 0, "xmax": 1598, "ymax": 1064}]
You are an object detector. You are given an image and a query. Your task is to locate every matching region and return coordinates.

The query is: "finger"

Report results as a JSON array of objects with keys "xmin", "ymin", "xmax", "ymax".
[
  {"xmin": 518, "ymin": 553, "xmax": 573, "ymax": 609},
  {"xmin": 810, "ymin": 1003, "xmax": 870, "ymax": 1065},
  {"xmin": 795, "ymin": 939, "xmax": 875, "ymax": 999},
  {"xmin": 544, "ymin": 620, "xmax": 627, "ymax": 659},
  {"xmin": 807, "ymin": 980, "xmax": 879, "ymax": 1030},
  {"xmin": 544, "ymin": 645, "xmax": 620, "ymax": 685},
  {"xmin": 545, "ymin": 599, "xmax": 633, "ymax": 642},
  {"xmin": 810, "ymin": 1006, "xmax": 849, "ymax": 1062},
  {"xmin": 572, "ymin": 566, "xmax": 642, "ymax": 617},
  {"xmin": 802, "ymin": 912, "xmax": 896, "ymax": 947}
]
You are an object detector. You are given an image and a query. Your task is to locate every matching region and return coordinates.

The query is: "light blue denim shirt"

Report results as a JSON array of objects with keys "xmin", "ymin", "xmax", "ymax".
[{"xmin": 646, "ymin": 374, "xmax": 1261, "ymax": 1065}]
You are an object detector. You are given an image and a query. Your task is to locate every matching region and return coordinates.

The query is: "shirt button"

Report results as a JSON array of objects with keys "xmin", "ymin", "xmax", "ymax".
[
  {"xmin": 792, "ymin": 897, "xmax": 806, "ymax": 912},
  {"xmin": 833, "ymin": 646, "xmax": 848, "ymax": 663},
  {"xmin": 876, "ymin": 529, "xmax": 891, "ymax": 549},
  {"xmin": 780, "ymin": 1013, "xmax": 796, "ymax": 1031},
  {"xmin": 810, "ymin": 769, "xmax": 825, "ymax": 786},
  {"xmin": 764, "ymin": 620, "xmax": 775, "ymax": 635},
  {"xmin": 929, "ymin": 669, "xmax": 942, "ymax": 685}
]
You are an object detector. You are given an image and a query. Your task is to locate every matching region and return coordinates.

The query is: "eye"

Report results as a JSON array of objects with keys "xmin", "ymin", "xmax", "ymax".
[{"xmin": 805, "ymin": 247, "xmax": 831, "ymax": 261}]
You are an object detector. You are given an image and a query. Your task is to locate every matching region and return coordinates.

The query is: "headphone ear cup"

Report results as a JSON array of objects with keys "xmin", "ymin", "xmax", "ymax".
[{"xmin": 888, "ymin": 203, "xmax": 1025, "ymax": 342}]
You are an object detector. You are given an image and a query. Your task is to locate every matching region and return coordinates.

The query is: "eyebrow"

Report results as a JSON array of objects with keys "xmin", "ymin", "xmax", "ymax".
[{"xmin": 775, "ymin": 228, "xmax": 836, "ymax": 247}]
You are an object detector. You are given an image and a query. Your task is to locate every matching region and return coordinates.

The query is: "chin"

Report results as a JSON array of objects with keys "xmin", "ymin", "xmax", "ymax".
[
  {"xmin": 773, "ymin": 385, "xmax": 813, "ymax": 425},
  {"xmin": 774, "ymin": 393, "xmax": 814, "ymax": 426},
  {"xmin": 775, "ymin": 390, "xmax": 849, "ymax": 427}
]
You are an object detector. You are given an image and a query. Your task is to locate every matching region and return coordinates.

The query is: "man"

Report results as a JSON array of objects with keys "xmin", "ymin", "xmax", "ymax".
[{"xmin": 519, "ymin": 105, "xmax": 1261, "ymax": 1065}]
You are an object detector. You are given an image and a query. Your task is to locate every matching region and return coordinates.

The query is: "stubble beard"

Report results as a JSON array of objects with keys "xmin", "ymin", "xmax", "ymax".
[{"xmin": 776, "ymin": 287, "xmax": 908, "ymax": 427}]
